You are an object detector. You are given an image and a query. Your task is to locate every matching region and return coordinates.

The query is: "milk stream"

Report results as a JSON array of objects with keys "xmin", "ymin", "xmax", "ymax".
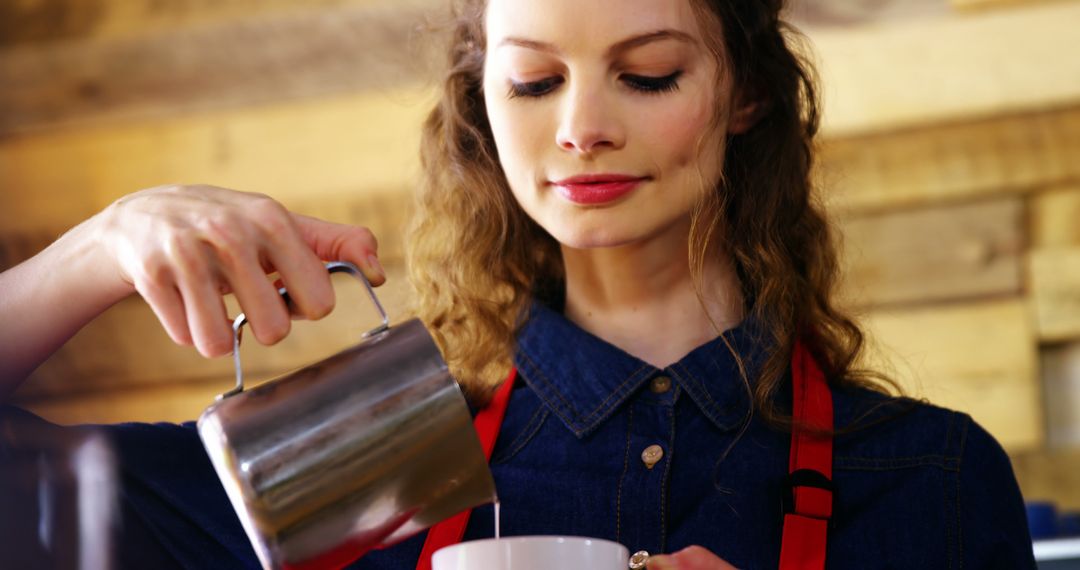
[{"xmin": 494, "ymin": 500, "xmax": 501, "ymax": 540}]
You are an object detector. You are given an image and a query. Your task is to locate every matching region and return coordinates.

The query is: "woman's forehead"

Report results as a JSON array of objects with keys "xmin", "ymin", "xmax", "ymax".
[{"xmin": 484, "ymin": 0, "xmax": 705, "ymax": 52}]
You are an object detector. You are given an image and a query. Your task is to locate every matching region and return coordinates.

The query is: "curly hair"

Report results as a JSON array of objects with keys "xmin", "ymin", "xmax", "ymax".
[{"xmin": 407, "ymin": 0, "xmax": 905, "ymax": 432}]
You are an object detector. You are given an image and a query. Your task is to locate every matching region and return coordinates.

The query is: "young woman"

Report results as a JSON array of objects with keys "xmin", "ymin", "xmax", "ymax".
[{"xmin": 0, "ymin": 0, "xmax": 1036, "ymax": 568}]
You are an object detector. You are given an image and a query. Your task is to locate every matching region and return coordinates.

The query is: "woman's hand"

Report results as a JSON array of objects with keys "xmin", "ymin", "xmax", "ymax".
[
  {"xmin": 0, "ymin": 184, "xmax": 383, "ymax": 398},
  {"xmin": 96, "ymin": 184, "xmax": 385, "ymax": 357},
  {"xmin": 647, "ymin": 546, "xmax": 739, "ymax": 570}
]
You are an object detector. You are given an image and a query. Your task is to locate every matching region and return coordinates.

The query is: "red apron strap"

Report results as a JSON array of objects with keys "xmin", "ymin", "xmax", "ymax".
[
  {"xmin": 778, "ymin": 340, "xmax": 834, "ymax": 570},
  {"xmin": 415, "ymin": 368, "xmax": 517, "ymax": 570}
]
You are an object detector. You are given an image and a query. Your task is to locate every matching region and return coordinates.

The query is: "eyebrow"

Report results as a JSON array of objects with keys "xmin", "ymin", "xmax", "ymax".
[{"xmin": 497, "ymin": 29, "xmax": 697, "ymax": 58}]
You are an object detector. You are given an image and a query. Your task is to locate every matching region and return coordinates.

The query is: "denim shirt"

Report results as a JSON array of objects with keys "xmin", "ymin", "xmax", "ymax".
[{"xmin": 3, "ymin": 302, "xmax": 1036, "ymax": 569}]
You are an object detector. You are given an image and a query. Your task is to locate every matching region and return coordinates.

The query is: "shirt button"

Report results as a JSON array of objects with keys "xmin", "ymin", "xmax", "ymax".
[
  {"xmin": 641, "ymin": 444, "xmax": 664, "ymax": 469},
  {"xmin": 649, "ymin": 375, "xmax": 672, "ymax": 394},
  {"xmin": 629, "ymin": 550, "xmax": 650, "ymax": 569}
]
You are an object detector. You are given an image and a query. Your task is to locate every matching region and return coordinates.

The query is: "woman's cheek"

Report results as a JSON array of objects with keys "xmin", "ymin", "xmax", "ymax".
[
  {"xmin": 648, "ymin": 97, "xmax": 716, "ymax": 171},
  {"xmin": 497, "ymin": 108, "xmax": 548, "ymax": 184},
  {"xmin": 484, "ymin": 97, "xmax": 524, "ymax": 168}
]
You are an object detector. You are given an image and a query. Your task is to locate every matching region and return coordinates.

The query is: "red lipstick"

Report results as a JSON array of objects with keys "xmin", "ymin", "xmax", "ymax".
[{"xmin": 551, "ymin": 174, "xmax": 648, "ymax": 205}]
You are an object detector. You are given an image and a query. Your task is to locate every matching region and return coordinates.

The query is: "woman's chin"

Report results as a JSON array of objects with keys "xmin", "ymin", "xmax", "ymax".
[{"xmin": 546, "ymin": 225, "xmax": 639, "ymax": 250}]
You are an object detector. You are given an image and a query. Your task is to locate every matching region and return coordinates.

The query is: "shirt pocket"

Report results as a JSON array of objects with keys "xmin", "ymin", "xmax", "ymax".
[{"xmin": 491, "ymin": 390, "xmax": 550, "ymax": 466}]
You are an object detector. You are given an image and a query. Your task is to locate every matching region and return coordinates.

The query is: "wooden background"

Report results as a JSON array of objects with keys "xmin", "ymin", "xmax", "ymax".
[{"xmin": 2, "ymin": 0, "xmax": 1080, "ymax": 510}]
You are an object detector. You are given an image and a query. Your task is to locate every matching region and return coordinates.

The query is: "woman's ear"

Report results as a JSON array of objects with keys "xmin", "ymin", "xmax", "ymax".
[{"xmin": 728, "ymin": 91, "xmax": 768, "ymax": 134}]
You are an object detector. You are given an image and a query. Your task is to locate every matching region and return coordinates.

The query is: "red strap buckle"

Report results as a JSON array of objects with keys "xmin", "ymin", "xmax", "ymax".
[{"xmin": 783, "ymin": 468, "xmax": 834, "ymax": 522}]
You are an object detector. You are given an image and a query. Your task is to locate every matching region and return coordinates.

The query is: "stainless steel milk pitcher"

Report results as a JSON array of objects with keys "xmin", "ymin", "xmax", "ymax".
[{"xmin": 197, "ymin": 262, "xmax": 496, "ymax": 570}]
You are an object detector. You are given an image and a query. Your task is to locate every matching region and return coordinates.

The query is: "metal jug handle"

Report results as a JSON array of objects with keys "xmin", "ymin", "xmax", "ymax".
[{"xmin": 218, "ymin": 261, "xmax": 390, "ymax": 401}]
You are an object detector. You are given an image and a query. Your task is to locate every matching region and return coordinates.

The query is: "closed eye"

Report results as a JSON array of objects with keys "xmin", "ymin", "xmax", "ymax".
[
  {"xmin": 622, "ymin": 71, "xmax": 682, "ymax": 94},
  {"xmin": 507, "ymin": 76, "xmax": 565, "ymax": 99},
  {"xmin": 507, "ymin": 70, "xmax": 683, "ymax": 100}
]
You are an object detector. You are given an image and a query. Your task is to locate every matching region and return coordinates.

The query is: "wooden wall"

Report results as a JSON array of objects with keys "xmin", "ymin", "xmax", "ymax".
[{"xmin": 2, "ymin": 0, "xmax": 1080, "ymax": 508}]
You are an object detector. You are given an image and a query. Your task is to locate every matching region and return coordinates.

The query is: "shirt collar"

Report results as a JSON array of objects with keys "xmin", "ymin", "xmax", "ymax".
[{"xmin": 514, "ymin": 301, "xmax": 769, "ymax": 438}]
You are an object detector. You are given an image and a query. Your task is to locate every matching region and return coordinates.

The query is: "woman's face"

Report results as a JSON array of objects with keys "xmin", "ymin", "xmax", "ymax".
[{"xmin": 483, "ymin": 0, "xmax": 736, "ymax": 250}]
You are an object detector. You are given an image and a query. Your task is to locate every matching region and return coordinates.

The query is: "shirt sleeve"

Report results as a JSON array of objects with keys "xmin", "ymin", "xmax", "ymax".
[
  {"xmin": 957, "ymin": 415, "xmax": 1037, "ymax": 569},
  {"xmin": 104, "ymin": 418, "xmax": 261, "ymax": 568}
]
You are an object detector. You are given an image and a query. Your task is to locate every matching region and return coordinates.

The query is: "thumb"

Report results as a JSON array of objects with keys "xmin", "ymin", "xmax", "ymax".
[
  {"xmin": 648, "ymin": 546, "xmax": 739, "ymax": 570},
  {"xmin": 290, "ymin": 213, "xmax": 386, "ymax": 286}
]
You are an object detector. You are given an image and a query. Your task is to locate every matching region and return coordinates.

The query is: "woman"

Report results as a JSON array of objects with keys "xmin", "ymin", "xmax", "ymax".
[{"xmin": 0, "ymin": 0, "xmax": 1035, "ymax": 568}]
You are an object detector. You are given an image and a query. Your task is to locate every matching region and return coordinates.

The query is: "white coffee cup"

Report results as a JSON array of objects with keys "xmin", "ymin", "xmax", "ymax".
[{"xmin": 432, "ymin": 536, "xmax": 630, "ymax": 570}]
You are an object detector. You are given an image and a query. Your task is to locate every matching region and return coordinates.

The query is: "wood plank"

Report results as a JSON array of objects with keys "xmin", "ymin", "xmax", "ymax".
[
  {"xmin": 839, "ymin": 197, "xmax": 1024, "ymax": 307},
  {"xmin": 788, "ymin": 0, "xmax": 947, "ymax": 29},
  {"xmin": 0, "ymin": 87, "xmax": 432, "ymax": 234},
  {"xmin": 1029, "ymin": 248, "xmax": 1080, "ymax": 342},
  {"xmin": 16, "ymin": 378, "xmax": 225, "ymax": 425},
  {"xmin": 1010, "ymin": 448, "xmax": 1080, "ymax": 511},
  {"xmin": 861, "ymin": 299, "xmax": 1043, "ymax": 451},
  {"xmin": 1031, "ymin": 186, "xmax": 1080, "ymax": 248},
  {"xmin": 950, "ymin": 0, "xmax": 1069, "ymax": 11},
  {"xmin": 0, "ymin": 0, "xmax": 398, "ymax": 48},
  {"xmin": 1041, "ymin": 342, "xmax": 1080, "ymax": 449},
  {"xmin": 810, "ymin": 1, "xmax": 1080, "ymax": 136},
  {"xmin": 818, "ymin": 104, "xmax": 1080, "ymax": 213},
  {"xmin": 3, "ymin": 0, "xmax": 1079, "ymax": 137},
  {"xmin": 9, "ymin": 261, "xmax": 415, "ymax": 400},
  {"xmin": 0, "ymin": 1, "xmax": 440, "ymax": 136}
]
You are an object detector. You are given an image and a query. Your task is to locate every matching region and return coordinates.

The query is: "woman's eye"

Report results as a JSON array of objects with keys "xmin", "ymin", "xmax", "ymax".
[
  {"xmin": 508, "ymin": 77, "xmax": 564, "ymax": 99},
  {"xmin": 505, "ymin": 71, "xmax": 683, "ymax": 100},
  {"xmin": 622, "ymin": 71, "xmax": 683, "ymax": 94}
]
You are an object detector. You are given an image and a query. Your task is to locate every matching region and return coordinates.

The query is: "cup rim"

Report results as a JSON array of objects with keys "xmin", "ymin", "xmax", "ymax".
[{"xmin": 434, "ymin": 535, "xmax": 629, "ymax": 554}]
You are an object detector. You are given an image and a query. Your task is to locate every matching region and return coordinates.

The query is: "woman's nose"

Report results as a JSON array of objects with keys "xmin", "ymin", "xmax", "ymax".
[{"xmin": 555, "ymin": 84, "xmax": 625, "ymax": 155}]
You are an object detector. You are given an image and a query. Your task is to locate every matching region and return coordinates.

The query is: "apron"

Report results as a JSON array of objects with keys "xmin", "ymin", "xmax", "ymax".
[{"xmin": 416, "ymin": 340, "xmax": 834, "ymax": 570}]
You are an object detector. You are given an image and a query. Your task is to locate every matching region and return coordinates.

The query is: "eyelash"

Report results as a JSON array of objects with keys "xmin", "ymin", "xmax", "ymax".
[{"xmin": 507, "ymin": 71, "xmax": 683, "ymax": 99}]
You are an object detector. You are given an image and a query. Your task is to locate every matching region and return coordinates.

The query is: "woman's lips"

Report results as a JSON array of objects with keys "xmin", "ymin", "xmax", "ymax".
[{"xmin": 551, "ymin": 174, "xmax": 648, "ymax": 205}]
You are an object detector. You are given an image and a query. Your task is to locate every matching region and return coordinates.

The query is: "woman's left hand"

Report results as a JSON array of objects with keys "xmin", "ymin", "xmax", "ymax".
[{"xmin": 647, "ymin": 546, "xmax": 739, "ymax": 570}]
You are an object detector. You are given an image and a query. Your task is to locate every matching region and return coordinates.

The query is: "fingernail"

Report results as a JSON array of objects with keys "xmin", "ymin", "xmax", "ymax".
[{"xmin": 367, "ymin": 253, "xmax": 385, "ymax": 279}]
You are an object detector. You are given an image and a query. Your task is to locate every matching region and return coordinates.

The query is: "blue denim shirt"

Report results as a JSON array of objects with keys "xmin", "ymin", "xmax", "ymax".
[{"xmin": 3, "ymin": 302, "xmax": 1036, "ymax": 569}]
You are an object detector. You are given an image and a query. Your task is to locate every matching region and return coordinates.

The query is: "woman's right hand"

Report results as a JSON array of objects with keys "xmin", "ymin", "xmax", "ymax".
[
  {"xmin": 92, "ymin": 184, "xmax": 385, "ymax": 357},
  {"xmin": 1, "ymin": 184, "xmax": 379, "ymax": 398}
]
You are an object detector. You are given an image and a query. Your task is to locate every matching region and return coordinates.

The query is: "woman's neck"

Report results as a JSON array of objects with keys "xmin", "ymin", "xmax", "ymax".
[{"xmin": 560, "ymin": 221, "xmax": 744, "ymax": 368}]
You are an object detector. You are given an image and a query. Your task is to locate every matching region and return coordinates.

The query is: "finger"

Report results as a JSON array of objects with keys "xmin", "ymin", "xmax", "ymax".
[
  {"xmin": 646, "ymin": 555, "xmax": 678, "ymax": 570},
  {"xmin": 291, "ymin": 214, "xmax": 386, "ymax": 286},
  {"xmin": 649, "ymin": 546, "xmax": 739, "ymax": 570},
  {"xmin": 231, "ymin": 200, "xmax": 337, "ymax": 320},
  {"xmin": 135, "ymin": 278, "xmax": 193, "ymax": 347},
  {"xmin": 260, "ymin": 217, "xmax": 337, "ymax": 321},
  {"xmin": 171, "ymin": 241, "xmax": 233, "ymax": 357},
  {"xmin": 218, "ymin": 252, "xmax": 292, "ymax": 346},
  {"xmin": 179, "ymin": 277, "xmax": 232, "ymax": 358},
  {"xmin": 678, "ymin": 545, "xmax": 738, "ymax": 569}
]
